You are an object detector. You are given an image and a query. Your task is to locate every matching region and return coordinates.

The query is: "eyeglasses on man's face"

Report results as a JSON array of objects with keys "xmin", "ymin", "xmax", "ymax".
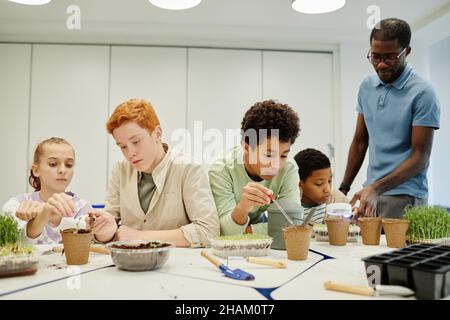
[{"xmin": 366, "ymin": 47, "xmax": 407, "ymax": 66}]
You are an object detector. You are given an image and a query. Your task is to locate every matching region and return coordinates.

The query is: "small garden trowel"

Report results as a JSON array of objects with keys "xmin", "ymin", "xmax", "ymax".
[{"xmin": 201, "ymin": 250, "xmax": 255, "ymax": 281}]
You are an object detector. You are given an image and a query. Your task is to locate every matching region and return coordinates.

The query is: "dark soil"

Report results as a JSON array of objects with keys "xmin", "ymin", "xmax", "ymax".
[
  {"xmin": 61, "ymin": 228, "xmax": 91, "ymax": 234},
  {"xmin": 111, "ymin": 242, "xmax": 171, "ymax": 249},
  {"xmin": 76, "ymin": 229, "xmax": 91, "ymax": 234}
]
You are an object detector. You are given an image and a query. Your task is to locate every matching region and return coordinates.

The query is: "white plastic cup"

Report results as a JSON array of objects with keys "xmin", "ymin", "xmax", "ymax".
[{"xmin": 326, "ymin": 203, "xmax": 353, "ymax": 221}]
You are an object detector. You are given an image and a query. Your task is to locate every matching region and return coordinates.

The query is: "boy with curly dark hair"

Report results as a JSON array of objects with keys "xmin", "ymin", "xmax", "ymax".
[
  {"xmin": 209, "ymin": 100, "xmax": 301, "ymax": 235},
  {"xmin": 294, "ymin": 148, "xmax": 348, "ymax": 224}
]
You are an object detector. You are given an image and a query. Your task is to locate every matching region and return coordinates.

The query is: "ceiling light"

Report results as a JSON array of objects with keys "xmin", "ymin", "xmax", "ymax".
[
  {"xmin": 292, "ymin": 0, "xmax": 346, "ymax": 14},
  {"xmin": 7, "ymin": 0, "xmax": 51, "ymax": 5},
  {"xmin": 148, "ymin": 0, "xmax": 202, "ymax": 10}
]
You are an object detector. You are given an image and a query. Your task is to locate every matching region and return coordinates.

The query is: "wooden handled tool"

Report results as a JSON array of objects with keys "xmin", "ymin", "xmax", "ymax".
[
  {"xmin": 324, "ymin": 281, "xmax": 375, "ymax": 296},
  {"xmin": 200, "ymin": 250, "xmax": 222, "ymax": 267},
  {"xmin": 247, "ymin": 257, "xmax": 287, "ymax": 268},
  {"xmin": 324, "ymin": 281, "xmax": 414, "ymax": 297},
  {"xmin": 53, "ymin": 246, "xmax": 110, "ymax": 255}
]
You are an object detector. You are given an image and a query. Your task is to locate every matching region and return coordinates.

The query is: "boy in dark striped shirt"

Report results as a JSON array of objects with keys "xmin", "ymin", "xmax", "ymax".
[{"xmin": 294, "ymin": 149, "xmax": 349, "ymax": 223}]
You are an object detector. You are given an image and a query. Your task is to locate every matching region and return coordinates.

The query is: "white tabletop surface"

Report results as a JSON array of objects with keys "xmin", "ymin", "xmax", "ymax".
[
  {"xmin": 309, "ymin": 235, "xmax": 394, "ymax": 259},
  {"xmin": 2, "ymin": 237, "xmax": 439, "ymax": 300},
  {"xmin": 3, "ymin": 266, "xmax": 265, "ymax": 300},
  {"xmin": 0, "ymin": 245, "xmax": 113, "ymax": 297},
  {"xmin": 271, "ymin": 258, "xmax": 413, "ymax": 300},
  {"xmin": 159, "ymin": 248, "xmax": 323, "ymax": 288}
]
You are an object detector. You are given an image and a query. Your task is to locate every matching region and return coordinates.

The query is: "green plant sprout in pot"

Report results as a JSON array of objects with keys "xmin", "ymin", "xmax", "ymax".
[
  {"xmin": 404, "ymin": 205, "xmax": 450, "ymax": 245},
  {"xmin": 0, "ymin": 213, "xmax": 38, "ymax": 278}
]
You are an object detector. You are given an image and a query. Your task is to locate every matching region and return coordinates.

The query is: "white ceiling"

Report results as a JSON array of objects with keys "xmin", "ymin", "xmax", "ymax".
[{"xmin": 1, "ymin": 0, "xmax": 449, "ymax": 47}]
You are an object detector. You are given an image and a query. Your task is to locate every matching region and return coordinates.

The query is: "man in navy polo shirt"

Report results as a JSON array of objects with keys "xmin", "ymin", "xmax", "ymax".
[{"xmin": 340, "ymin": 18, "xmax": 440, "ymax": 219}]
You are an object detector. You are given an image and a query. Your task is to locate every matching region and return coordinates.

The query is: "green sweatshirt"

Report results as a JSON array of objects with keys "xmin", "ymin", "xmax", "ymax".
[{"xmin": 208, "ymin": 146, "xmax": 301, "ymax": 235}]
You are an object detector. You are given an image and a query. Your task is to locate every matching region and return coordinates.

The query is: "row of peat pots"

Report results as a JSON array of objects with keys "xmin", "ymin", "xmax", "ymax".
[{"xmin": 320, "ymin": 217, "xmax": 410, "ymax": 247}]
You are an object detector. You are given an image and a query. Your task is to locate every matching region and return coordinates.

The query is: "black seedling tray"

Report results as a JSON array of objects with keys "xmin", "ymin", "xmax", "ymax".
[{"xmin": 362, "ymin": 244, "xmax": 450, "ymax": 299}]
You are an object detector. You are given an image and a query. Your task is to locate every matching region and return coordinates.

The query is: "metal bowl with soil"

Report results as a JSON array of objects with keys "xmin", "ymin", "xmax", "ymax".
[{"xmin": 106, "ymin": 240, "xmax": 174, "ymax": 271}]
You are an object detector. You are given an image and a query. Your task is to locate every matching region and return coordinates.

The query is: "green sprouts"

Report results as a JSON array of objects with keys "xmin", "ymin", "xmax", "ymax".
[
  {"xmin": 0, "ymin": 213, "xmax": 21, "ymax": 247},
  {"xmin": 0, "ymin": 243, "xmax": 33, "ymax": 256},
  {"xmin": 404, "ymin": 206, "xmax": 450, "ymax": 240}
]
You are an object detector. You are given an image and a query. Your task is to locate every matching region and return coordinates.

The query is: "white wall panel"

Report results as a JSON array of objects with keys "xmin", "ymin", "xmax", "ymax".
[
  {"xmin": 187, "ymin": 48, "xmax": 262, "ymax": 166},
  {"xmin": 29, "ymin": 44, "xmax": 109, "ymax": 205},
  {"xmin": 109, "ymin": 46, "xmax": 187, "ymax": 175},
  {"xmin": 0, "ymin": 44, "xmax": 31, "ymax": 207},
  {"xmin": 429, "ymin": 37, "xmax": 450, "ymax": 207},
  {"xmin": 263, "ymin": 51, "xmax": 334, "ymax": 167}
]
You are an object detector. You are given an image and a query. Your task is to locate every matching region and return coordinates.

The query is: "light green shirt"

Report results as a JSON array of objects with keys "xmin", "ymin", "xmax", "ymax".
[{"xmin": 208, "ymin": 146, "xmax": 301, "ymax": 235}]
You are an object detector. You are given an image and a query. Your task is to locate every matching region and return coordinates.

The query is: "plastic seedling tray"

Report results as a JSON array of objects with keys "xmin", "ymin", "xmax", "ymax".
[
  {"xmin": 386, "ymin": 257, "xmax": 421, "ymax": 289},
  {"xmin": 412, "ymin": 261, "xmax": 450, "ymax": 300},
  {"xmin": 413, "ymin": 252, "xmax": 438, "ymax": 259},
  {"xmin": 408, "ymin": 243, "xmax": 436, "ymax": 250},
  {"xmin": 362, "ymin": 244, "xmax": 450, "ymax": 299},
  {"xmin": 425, "ymin": 248, "xmax": 449, "ymax": 255},
  {"xmin": 362, "ymin": 255, "xmax": 394, "ymax": 285},
  {"xmin": 397, "ymin": 248, "xmax": 420, "ymax": 254},
  {"xmin": 437, "ymin": 253, "xmax": 450, "ymax": 261},
  {"xmin": 378, "ymin": 252, "xmax": 404, "ymax": 258}
]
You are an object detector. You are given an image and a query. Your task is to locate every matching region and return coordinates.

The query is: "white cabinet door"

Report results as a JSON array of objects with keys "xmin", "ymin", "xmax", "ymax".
[
  {"xmin": 29, "ymin": 45, "xmax": 109, "ymax": 205},
  {"xmin": 0, "ymin": 44, "xmax": 31, "ymax": 207},
  {"xmin": 187, "ymin": 48, "xmax": 262, "ymax": 166},
  {"xmin": 108, "ymin": 46, "xmax": 187, "ymax": 174},
  {"xmin": 263, "ymin": 51, "xmax": 335, "ymax": 165},
  {"xmin": 429, "ymin": 38, "xmax": 450, "ymax": 207}
]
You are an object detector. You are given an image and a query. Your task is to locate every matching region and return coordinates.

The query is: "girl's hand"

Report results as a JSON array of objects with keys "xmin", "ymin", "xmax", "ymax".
[
  {"xmin": 15, "ymin": 200, "xmax": 43, "ymax": 221},
  {"xmin": 47, "ymin": 193, "xmax": 76, "ymax": 218}
]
